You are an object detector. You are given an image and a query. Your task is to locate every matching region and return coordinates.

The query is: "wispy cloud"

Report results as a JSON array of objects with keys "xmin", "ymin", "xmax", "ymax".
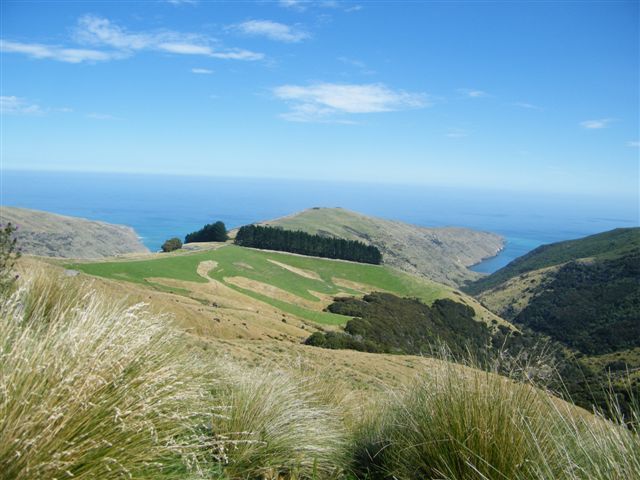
[
  {"xmin": 458, "ymin": 88, "xmax": 489, "ymax": 98},
  {"xmin": 580, "ymin": 118, "xmax": 614, "ymax": 129},
  {"xmin": 0, "ymin": 96, "xmax": 44, "ymax": 115},
  {"xmin": 274, "ymin": 82, "xmax": 429, "ymax": 122},
  {"xmin": 75, "ymin": 15, "xmax": 263, "ymax": 59},
  {"xmin": 0, "ymin": 39, "xmax": 121, "ymax": 63},
  {"xmin": 279, "ymin": 0, "xmax": 309, "ymax": 11},
  {"xmin": 627, "ymin": 140, "xmax": 640, "ymax": 148},
  {"xmin": 232, "ymin": 20, "xmax": 309, "ymax": 43},
  {"xmin": 165, "ymin": 0, "xmax": 198, "ymax": 5},
  {"xmin": 191, "ymin": 67, "xmax": 213, "ymax": 74},
  {"xmin": 278, "ymin": 0, "xmax": 361, "ymax": 12},
  {"xmin": 320, "ymin": 1, "xmax": 363, "ymax": 12},
  {"xmin": 512, "ymin": 101, "xmax": 542, "ymax": 110},
  {"xmin": 1, "ymin": 15, "xmax": 263, "ymax": 64}
]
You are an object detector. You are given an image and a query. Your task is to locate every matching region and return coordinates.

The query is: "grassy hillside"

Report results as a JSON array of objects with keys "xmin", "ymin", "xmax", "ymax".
[
  {"xmin": 257, "ymin": 207, "xmax": 504, "ymax": 287},
  {"xmin": 4, "ymin": 266, "xmax": 638, "ymax": 480},
  {"xmin": 465, "ymin": 227, "xmax": 639, "ymax": 295},
  {"xmin": 0, "ymin": 206, "xmax": 149, "ymax": 258},
  {"xmin": 68, "ymin": 244, "xmax": 505, "ymax": 328}
]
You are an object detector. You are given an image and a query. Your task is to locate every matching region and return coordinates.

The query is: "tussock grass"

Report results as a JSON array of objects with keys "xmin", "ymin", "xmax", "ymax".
[
  {"xmin": 210, "ymin": 362, "xmax": 348, "ymax": 479},
  {"xmin": 0, "ymin": 271, "xmax": 351, "ymax": 479},
  {"xmin": 350, "ymin": 354, "xmax": 640, "ymax": 480},
  {"xmin": 0, "ymin": 273, "xmax": 213, "ymax": 479},
  {"xmin": 352, "ymin": 362, "xmax": 557, "ymax": 479},
  {"xmin": 536, "ymin": 391, "xmax": 640, "ymax": 480}
]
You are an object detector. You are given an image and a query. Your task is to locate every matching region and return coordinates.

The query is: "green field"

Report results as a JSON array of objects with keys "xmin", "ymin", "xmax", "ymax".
[{"xmin": 68, "ymin": 245, "xmax": 449, "ymax": 325}]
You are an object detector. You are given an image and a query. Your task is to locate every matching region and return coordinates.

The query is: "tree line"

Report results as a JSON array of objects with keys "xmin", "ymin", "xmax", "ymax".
[{"xmin": 234, "ymin": 224, "xmax": 382, "ymax": 264}]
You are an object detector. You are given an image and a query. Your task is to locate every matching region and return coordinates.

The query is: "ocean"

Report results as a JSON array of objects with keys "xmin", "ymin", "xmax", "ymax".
[{"xmin": 1, "ymin": 170, "xmax": 638, "ymax": 273}]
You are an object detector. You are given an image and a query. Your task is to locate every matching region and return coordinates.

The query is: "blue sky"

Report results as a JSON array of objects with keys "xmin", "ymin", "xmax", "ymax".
[{"xmin": 1, "ymin": 0, "xmax": 638, "ymax": 198}]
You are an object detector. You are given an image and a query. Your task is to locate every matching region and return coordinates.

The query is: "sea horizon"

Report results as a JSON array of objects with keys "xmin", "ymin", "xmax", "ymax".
[{"xmin": 1, "ymin": 169, "xmax": 638, "ymax": 273}]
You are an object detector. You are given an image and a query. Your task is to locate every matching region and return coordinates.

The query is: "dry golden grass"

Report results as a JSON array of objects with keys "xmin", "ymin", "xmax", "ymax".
[
  {"xmin": 5, "ymin": 259, "xmax": 638, "ymax": 480},
  {"xmin": 0, "ymin": 270, "xmax": 213, "ymax": 479}
]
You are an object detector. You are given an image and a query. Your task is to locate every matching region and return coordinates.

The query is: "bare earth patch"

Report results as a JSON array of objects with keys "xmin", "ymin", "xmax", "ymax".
[
  {"xmin": 267, "ymin": 259, "xmax": 323, "ymax": 280},
  {"xmin": 197, "ymin": 260, "xmax": 218, "ymax": 280},
  {"xmin": 331, "ymin": 277, "xmax": 378, "ymax": 293},
  {"xmin": 234, "ymin": 262, "xmax": 254, "ymax": 270}
]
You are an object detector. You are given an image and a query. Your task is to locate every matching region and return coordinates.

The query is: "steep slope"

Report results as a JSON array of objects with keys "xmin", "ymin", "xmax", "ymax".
[
  {"xmin": 0, "ymin": 206, "xmax": 149, "ymax": 258},
  {"xmin": 465, "ymin": 227, "xmax": 640, "ymax": 356},
  {"xmin": 257, "ymin": 207, "xmax": 504, "ymax": 287},
  {"xmin": 464, "ymin": 227, "xmax": 639, "ymax": 295}
]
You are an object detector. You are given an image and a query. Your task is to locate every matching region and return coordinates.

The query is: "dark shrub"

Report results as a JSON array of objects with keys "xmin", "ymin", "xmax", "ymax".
[{"xmin": 161, "ymin": 237, "xmax": 182, "ymax": 252}]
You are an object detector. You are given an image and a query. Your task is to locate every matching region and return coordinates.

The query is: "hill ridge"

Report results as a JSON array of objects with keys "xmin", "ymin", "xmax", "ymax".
[{"xmin": 257, "ymin": 207, "xmax": 504, "ymax": 287}]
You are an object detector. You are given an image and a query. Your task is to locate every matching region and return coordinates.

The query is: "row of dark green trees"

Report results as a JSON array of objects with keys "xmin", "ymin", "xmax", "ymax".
[{"xmin": 234, "ymin": 224, "xmax": 382, "ymax": 264}]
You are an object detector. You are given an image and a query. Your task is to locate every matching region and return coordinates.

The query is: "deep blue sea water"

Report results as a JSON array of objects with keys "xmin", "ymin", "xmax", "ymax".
[{"xmin": 1, "ymin": 170, "xmax": 638, "ymax": 273}]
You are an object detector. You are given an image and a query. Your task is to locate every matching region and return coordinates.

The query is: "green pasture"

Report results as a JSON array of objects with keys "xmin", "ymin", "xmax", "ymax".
[{"xmin": 68, "ymin": 245, "xmax": 448, "ymax": 325}]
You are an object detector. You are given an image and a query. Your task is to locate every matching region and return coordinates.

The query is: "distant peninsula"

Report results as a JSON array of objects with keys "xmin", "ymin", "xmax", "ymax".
[{"xmin": 0, "ymin": 206, "xmax": 149, "ymax": 259}]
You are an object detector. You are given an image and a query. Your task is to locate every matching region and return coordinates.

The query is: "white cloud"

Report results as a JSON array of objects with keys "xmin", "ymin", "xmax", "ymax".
[
  {"xmin": 1, "ymin": 15, "xmax": 263, "ymax": 64},
  {"xmin": 157, "ymin": 42, "xmax": 212, "ymax": 55},
  {"xmin": 75, "ymin": 15, "xmax": 264, "ymax": 59},
  {"xmin": 319, "ymin": 1, "xmax": 362, "ymax": 11},
  {"xmin": 75, "ymin": 15, "xmax": 153, "ymax": 50},
  {"xmin": 274, "ymin": 82, "xmax": 429, "ymax": 122},
  {"xmin": 627, "ymin": 141, "xmax": 640, "ymax": 147},
  {"xmin": 512, "ymin": 102, "xmax": 542, "ymax": 110},
  {"xmin": 279, "ymin": 0, "xmax": 309, "ymax": 10},
  {"xmin": 165, "ymin": 0, "xmax": 198, "ymax": 4},
  {"xmin": 279, "ymin": 1, "xmax": 362, "ymax": 13},
  {"xmin": 0, "ymin": 39, "xmax": 120, "ymax": 63},
  {"xmin": 580, "ymin": 118, "xmax": 614, "ymax": 129},
  {"xmin": 0, "ymin": 96, "xmax": 44, "ymax": 115},
  {"xmin": 209, "ymin": 49, "xmax": 264, "ymax": 60},
  {"xmin": 458, "ymin": 88, "xmax": 488, "ymax": 98},
  {"xmin": 233, "ymin": 20, "xmax": 309, "ymax": 43},
  {"xmin": 191, "ymin": 67, "xmax": 213, "ymax": 74}
]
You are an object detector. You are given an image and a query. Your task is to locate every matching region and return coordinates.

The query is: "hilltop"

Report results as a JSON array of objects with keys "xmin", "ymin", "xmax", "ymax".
[
  {"xmin": 257, "ymin": 207, "xmax": 504, "ymax": 287},
  {"xmin": 0, "ymin": 206, "xmax": 149, "ymax": 258}
]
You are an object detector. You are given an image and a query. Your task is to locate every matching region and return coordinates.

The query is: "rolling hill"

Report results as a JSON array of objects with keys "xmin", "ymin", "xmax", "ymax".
[
  {"xmin": 0, "ymin": 206, "xmax": 149, "ymax": 258},
  {"xmin": 254, "ymin": 207, "xmax": 504, "ymax": 287},
  {"xmin": 67, "ymin": 243, "xmax": 507, "ymax": 332}
]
